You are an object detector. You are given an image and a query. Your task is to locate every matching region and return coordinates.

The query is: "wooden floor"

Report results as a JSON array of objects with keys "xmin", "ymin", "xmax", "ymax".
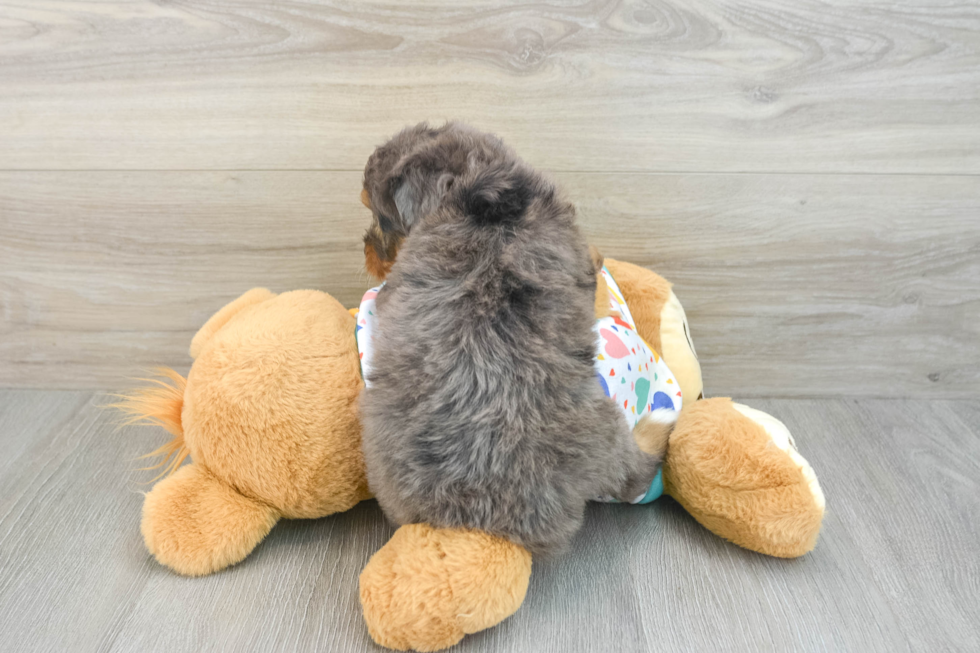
[{"xmin": 1, "ymin": 390, "xmax": 978, "ymax": 652}]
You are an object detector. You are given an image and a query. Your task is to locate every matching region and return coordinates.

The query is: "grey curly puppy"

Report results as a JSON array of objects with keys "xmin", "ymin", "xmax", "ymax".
[{"xmin": 358, "ymin": 122, "xmax": 665, "ymax": 555}]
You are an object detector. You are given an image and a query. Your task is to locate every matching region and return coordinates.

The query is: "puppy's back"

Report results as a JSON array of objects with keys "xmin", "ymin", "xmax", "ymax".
[{"xmin": 361, "ymin": 138, "xmax": 631, "ymax": 555}]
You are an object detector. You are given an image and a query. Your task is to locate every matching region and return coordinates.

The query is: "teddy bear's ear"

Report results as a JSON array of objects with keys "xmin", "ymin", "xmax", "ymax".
[
  {"xmin": 190, "ymin": 288, "xmax": 276, "ymax": 359},
  {"xmin": 141, "ymin": 463, "xmax": 280, "ymax": 576}
]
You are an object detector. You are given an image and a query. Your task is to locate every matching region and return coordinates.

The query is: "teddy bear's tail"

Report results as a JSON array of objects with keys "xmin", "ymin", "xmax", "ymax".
[{"xmin": 110, "ymin": 367, "xmax": 188, "ymax": 480}]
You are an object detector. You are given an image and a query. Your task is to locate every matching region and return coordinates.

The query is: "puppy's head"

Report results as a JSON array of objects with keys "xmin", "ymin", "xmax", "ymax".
[{"xmin": 360, "ymin": 122, "xmax": 480, "ymax": 279}]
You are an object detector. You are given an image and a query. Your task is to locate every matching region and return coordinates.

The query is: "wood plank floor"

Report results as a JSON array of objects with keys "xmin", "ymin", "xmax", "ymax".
[{"xmin": 1, "ymin": 390, "xmax": 977, "ymax": 652}]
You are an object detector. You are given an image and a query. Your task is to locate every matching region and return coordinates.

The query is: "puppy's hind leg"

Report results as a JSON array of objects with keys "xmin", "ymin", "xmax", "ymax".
[
  {"xmin": 632, "ymin": 410, "xmax": 676, "ymax": 458},
  {"xmin": 611, "ymin": 411, "xmax": 676, "ymax": 503}
]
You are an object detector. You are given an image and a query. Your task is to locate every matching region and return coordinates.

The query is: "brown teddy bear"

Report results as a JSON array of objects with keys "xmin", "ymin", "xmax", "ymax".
[{"xmin": 116, "ymin": 259, "xmax": 824, "ymax": 651}]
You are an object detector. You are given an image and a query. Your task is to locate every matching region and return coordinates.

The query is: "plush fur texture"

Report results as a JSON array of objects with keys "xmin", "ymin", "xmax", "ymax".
[
  {"xmin": 116, "ymin": 288, "xmax": 372, "ymax": 575},
  {"xmin": 662, "ymin": 397, "xmax": 824, "ymax": 558},
  {"xmin": 360, "ymin": 524, "xmax": 531, "ymax": 652},
  {"xmin": 111, "ymin": 366, "xmax": 188, "ymax": 479},
  {"xmin": 185, "ymin": 290, "xmax": 370, "ymax": 519},
  {"xmin": 189, "ymin": 287, "xmax": 275, "ymax": 359},
  {"xmin": 142, "ymin": 463, "xmax": 280, "ymax": 576},
  {"xmin": 359, "ymin": 124, "xmax": 662, "ymax": 555}
]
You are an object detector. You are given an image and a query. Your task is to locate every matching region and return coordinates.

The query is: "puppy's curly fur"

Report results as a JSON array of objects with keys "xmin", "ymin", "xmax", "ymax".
[{"xmin": 359, "ymin": 123, "xmax": 662, "ymax": 555}]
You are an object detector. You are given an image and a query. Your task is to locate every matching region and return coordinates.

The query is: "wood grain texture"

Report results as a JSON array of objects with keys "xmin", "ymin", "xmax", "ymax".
[
  {"xmin": 2, "ymin": 171, "xmax": 977, "ymax": 396},
  {"xmin": 2, "ymin": 391, "xmax": 978, "ymax": 652},
  {"xmin": 578, "ymin": 172, "xmax": 980, "ymax": 399},
  {"xmin": 1, "ymin": 1, "xmax": 979, "ymax": 173}
]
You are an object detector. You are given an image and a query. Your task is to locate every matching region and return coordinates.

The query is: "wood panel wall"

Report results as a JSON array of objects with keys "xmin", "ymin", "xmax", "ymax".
[{"xmin": 1, "ymin": 1, "xmax": 978, "ymax": 396}]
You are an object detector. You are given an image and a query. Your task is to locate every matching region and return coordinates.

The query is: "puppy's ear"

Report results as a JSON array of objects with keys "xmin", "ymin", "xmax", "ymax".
[{"xmin": 390, "ymin": 169, "xmax": 455, "ymax": 228}]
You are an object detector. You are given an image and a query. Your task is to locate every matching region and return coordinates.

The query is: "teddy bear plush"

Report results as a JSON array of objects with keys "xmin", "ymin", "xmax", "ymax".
[{"xmin": 116, "ymin": 259, "xmax": 824, "ymax": 652}]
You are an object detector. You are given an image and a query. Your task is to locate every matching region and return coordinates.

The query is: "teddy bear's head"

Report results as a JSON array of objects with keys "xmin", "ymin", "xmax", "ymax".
[
  {"xmin": 184, "ymin": 289, "xmax": 371, "ymax": 518},
  {"xmin": 116, "ymin": 288, "xmax": 371, "ymax": 575}
]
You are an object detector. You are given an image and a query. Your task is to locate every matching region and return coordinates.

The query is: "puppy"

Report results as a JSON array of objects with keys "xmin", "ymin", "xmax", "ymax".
[{"xmin": 358, "ymin": 122, "xmax": 665, "ymax": 555}]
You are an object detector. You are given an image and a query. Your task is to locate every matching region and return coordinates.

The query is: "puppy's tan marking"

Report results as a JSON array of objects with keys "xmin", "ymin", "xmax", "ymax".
[{"xmin": 364, "ymin": 241, "xmax": 395, "ymax": 280}]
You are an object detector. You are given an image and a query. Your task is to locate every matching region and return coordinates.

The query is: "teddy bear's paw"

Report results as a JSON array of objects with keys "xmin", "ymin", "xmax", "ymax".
[
  {"xmin": 359, "ymin": 524, "xmax": 532, "ymax": 651},
  {"xmin": 664, "ymin": 398, "xmax": 825, "ymax": 558},
  {"xmin": 141, "ymin": 463, "xmax": 280, "ymax": 576}
]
